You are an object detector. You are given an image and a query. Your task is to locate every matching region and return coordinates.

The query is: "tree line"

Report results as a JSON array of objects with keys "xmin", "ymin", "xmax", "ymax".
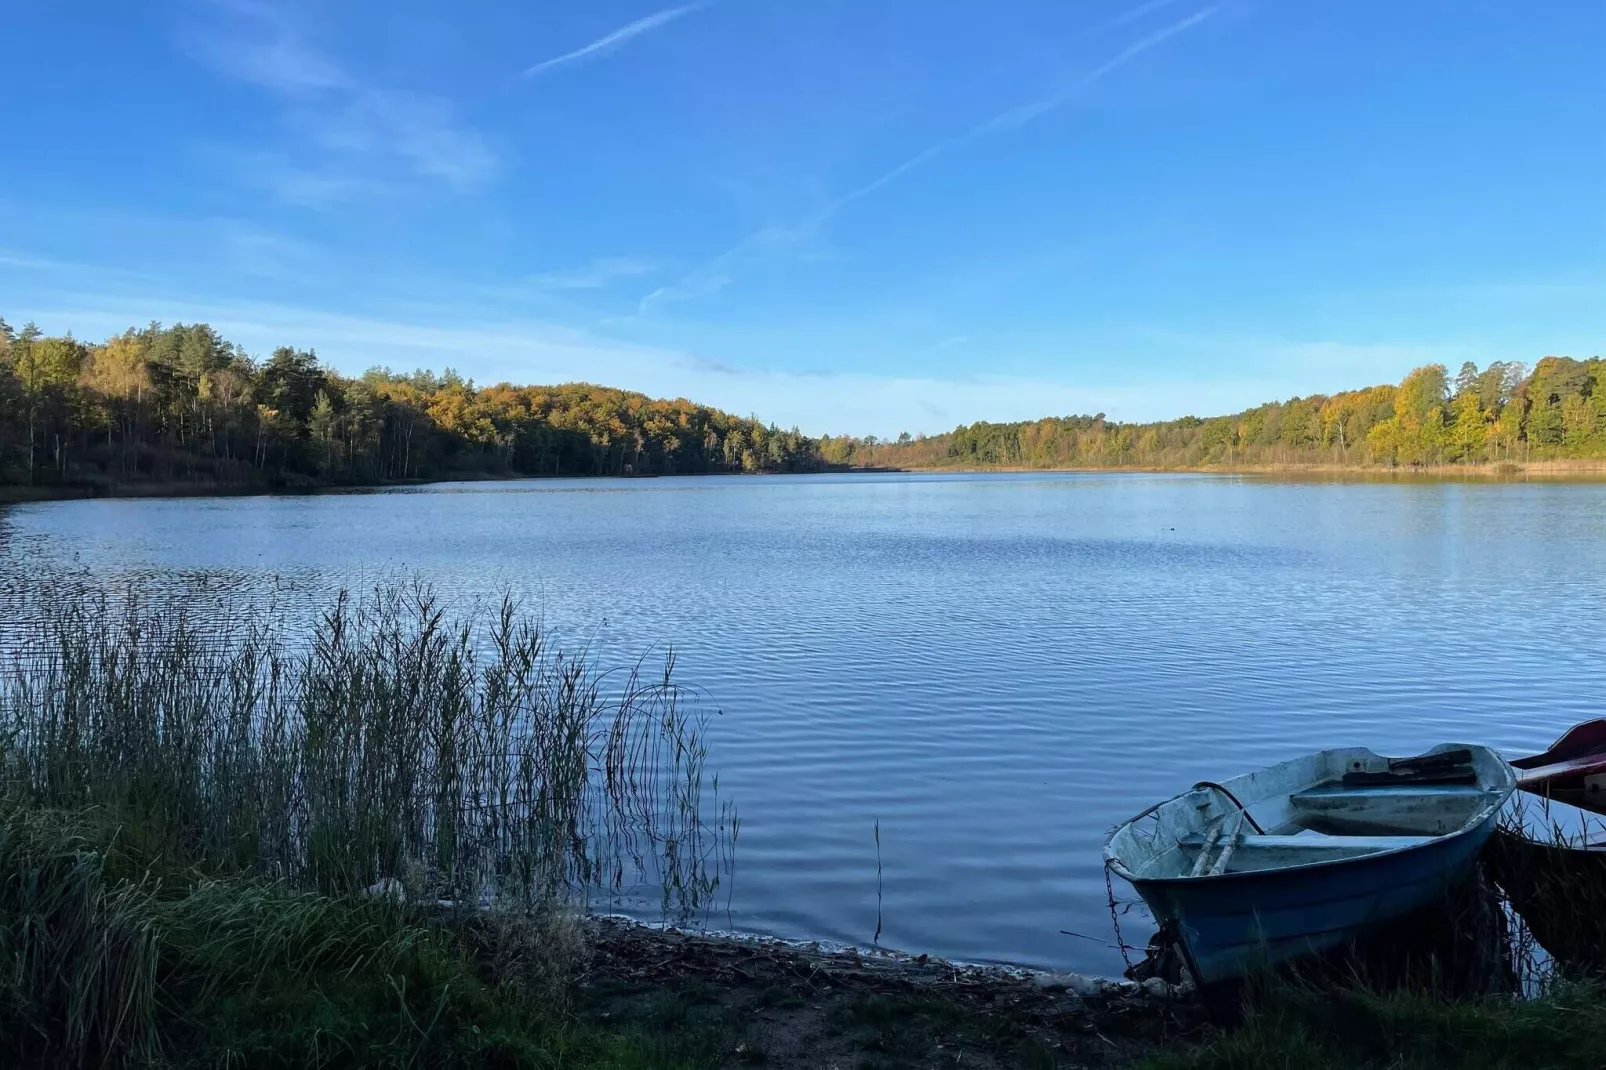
[
  {"xmin": 824, "ymin": 358, "xmax": 1606, "ymax": 470},
  {"xmin": 0, "ymin": 316, "xmax": 824, "ymax": 492},
  {"xmin": 2, "ymin": 315, "xmax": 1598, "ymax": 494}
]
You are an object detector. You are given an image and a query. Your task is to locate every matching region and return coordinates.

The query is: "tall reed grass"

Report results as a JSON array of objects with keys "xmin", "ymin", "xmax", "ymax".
[
  {"xmin": 0, "ymin": 577, "xmax": 734, "ymax": 915},
  {"xmin": 0, "ymin": 577, "xmax": 738, "ymax": 1065},
  {"xmin": 1489, "ymin": 795, "xmax": 1606, "ymax": 988}
]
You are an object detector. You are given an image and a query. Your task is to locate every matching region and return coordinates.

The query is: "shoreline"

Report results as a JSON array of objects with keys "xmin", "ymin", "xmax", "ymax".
[
  {"xmin": 864, "ymin": 458, "xmax": 1606, "ymax": 480},
  {"xmin": 578, "ymin": 913, "xmax": 1199, "ymax": 1068},
  {"xmin": 7, "ymin": 458, "xmax": 1606, "ymax": 505},
  {"xmin": 0, "ymin": 466, "xmax": 904, "ymax": 506},
  {"xmin": 587, "ymin": 912, "xmax": 1165, "ymax": 997}
]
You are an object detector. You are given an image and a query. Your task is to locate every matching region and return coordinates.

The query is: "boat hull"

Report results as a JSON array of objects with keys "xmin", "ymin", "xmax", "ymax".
[
  {"xmin": 1107, "ymin": 744, "xmax": 1513, "ymax": 986},
  {"xmin": 1485, "ymin": 828, "xmax": 1606, "ymax": 975},
  {"xmin": 1128, "ymin": 804, "xmax": 1500, "ymax": 984},
  {"xmin": 1512, "ymin": 719, "xmax": 1606, "ymax": 816}
]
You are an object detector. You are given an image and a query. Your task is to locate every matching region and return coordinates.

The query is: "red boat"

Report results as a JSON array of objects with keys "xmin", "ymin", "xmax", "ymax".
[
  {"xmin": 1486, "ymin": 722, "xmax": 1606, "ymax": 976},
  {"xmin": 1510, "ymin": 720, "xmax": 1606, "ymax": 815}
]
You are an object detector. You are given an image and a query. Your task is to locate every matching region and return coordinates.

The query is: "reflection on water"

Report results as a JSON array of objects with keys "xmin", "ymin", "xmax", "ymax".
[{"xmin": 4, "ymin": 471, "xmax": 1606, "ymax": 974}]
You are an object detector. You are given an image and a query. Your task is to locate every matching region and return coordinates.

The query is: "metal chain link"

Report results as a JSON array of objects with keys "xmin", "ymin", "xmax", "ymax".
[{"xmin": 1104, "ymin": 859, "xmax": 1134, "ymax": 971}]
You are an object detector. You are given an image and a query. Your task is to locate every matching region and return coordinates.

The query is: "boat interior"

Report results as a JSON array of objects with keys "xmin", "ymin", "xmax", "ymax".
[{"xmin": 1110, "ymin": 745, "xmax": 1515, "ymax": 880}]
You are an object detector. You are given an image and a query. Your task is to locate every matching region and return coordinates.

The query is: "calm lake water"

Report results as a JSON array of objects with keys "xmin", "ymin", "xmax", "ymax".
[{"xmin": 4, "ymin": 471, "xmax": 1605, "ymax": 975}]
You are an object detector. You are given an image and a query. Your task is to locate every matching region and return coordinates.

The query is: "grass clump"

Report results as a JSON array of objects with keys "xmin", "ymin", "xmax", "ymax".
[
  {"xmin": 1143, "ymin": 979, "xmax": 1606, "ymax": 1070},
  {"xmin": 0, "ymin": 805, "xmax": 740, "ymax": 1067},
  {"xmin": 0, "ymin": 808, "xmax": 160, "ymax": 1066}
]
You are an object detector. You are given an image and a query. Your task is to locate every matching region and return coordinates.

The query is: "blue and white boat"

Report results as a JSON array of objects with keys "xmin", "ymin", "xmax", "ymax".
[{"xmin": 1104, "ymin": 743, "xmax": 1515, "ymax": 985}]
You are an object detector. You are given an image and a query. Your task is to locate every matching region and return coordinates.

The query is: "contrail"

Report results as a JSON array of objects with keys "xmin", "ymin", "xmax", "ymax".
[
  {"xmin": 520, "ymin": 2, "xmax": 712, "ymax": 78},
  {"xmin": 978, "ymin": 5, "xmax": 1218, "ymax": 135},
  {"xmin": 826, "ymin": 7, "xmax": 1219, "ymax": 217},
  {"xmin": 644, "ymin": 6, "xmax": 1219, "ymax": 310}
]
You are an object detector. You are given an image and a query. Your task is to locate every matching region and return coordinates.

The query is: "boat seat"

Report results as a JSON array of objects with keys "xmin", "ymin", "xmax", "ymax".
[
  {"xmin": 1287, "ymin": 782, "xmax": 1494, "ymax": 835},
  {"xmin": 1172, "ymin": 831, "xmax": 1438, "ymax": 875},
  {"xmin": 1178, "ymin": 833, "xmax": 1436, "ymax": 851},
  {"xmin": 1291, "ymin": 784, "xmax": 1490, "ymax": 803}
]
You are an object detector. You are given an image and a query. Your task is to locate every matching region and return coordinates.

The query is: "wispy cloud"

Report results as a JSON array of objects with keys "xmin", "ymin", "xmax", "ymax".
[
  {"xmin": 0, "ymin": 251, "xmax": 75, "ymax": 272},
  {"xmin": 0, "ymin": 247, "xmax": 156, "ymax": 283},
  {"xmin": 183, "ymin": 1, "xmax": 497, "ymax": 194},
  {"xmin": 234, "ymin": 156, "xmax": 391, "ymax": 208},
  {"xmin": 531, "ymin": 257, "xmax": 657, "ymax": 291},
  {"xmin": 304, "ymin": 90, "xmax": 497, "ymax": 189},
  {"xmin": 932, "ymin": 335, "xmax": 970, "ymax": 351},
  {"xmin": 519, "ymin": 3, "xmax": 712, "ymax": 79},
  {"xmin": 213, "ymin": 219, "xmax": 320, "ymax": 278},
  {"xmin": 643, "ymin": 7, "xmax": 1219, "ymax": 310},
  {"xmin": 1, "ymin": 212, "xmax": 323, "ymax": 294}
]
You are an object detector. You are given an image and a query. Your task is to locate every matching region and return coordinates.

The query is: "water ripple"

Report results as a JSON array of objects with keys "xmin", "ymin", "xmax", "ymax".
[{"xmin": 3, "ymin": 472, "xmax": 1605, "ymax": 974}]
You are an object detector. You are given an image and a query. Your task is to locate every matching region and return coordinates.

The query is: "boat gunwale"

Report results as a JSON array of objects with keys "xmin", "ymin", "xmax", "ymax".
[
  {"xmin": 1510, "ymin": 719, "xmax": 1606, "ymax": 771},
  {"xmin": 1103, "ymin": 744, "xmax": 1516, "ymax": 887}
]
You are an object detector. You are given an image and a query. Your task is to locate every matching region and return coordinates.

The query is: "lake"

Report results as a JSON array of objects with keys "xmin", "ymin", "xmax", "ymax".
[{"xmin": 4, "ymin": 471, "xmax": 1605, "ymax": 976}]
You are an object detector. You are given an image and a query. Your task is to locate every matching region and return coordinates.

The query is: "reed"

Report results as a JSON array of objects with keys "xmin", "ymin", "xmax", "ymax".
[
  {"xmin": 0, "ymin": 577, "xmax": 738, "ymax": 1066},
  {"xmin": 0, "ymin": 577, "xmax": 734, "ymax": 916},
  {"xmin": 1487, "ymin": 795, "xmax": 1606, "ymax": 988}
]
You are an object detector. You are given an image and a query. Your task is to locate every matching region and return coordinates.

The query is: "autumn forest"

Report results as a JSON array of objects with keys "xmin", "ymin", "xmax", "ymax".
[
  {"xmin": 0, "ymin": 314, "xmax": 1602, "ymax": 495},
  {"xmin": 0, "ymin": 317, "xmax": 825, "ymax": 493},
  {"xmin": 829, "ymin": 357, "xmax": 1606, "ymax": 471}
]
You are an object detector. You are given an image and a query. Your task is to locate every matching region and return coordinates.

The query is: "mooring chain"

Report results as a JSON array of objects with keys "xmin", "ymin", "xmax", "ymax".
[{"xmin": 1104, "ymin": 859, "xmax": 1134, "ymax": 971}]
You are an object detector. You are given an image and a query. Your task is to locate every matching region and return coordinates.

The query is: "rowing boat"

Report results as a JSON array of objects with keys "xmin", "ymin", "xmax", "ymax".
[
  {"xmin": 1481, "ymin": 722, "xmax": 1606, "ymax": 976},
  {"xmin": 1509, "ymin": 719, "xmax": 1606, "ymax": 815},
  {"xmin": 1485, "ymin": 801, "xmax": 1606, "ymax": 976},
  {"xmin": 1104, "ymin": 744, "xmax": 1515, "ymax": 985}
]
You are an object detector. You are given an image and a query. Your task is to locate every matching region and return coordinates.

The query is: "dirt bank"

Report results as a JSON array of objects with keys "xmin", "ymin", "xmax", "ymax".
[{"xmin": 578, "ymin": 917, "xmax": 1204, "ymax": 1069}]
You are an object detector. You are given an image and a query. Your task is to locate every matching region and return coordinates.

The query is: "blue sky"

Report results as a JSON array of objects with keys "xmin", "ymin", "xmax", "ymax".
[{"xmin": 3, "ymin": 0, "xmax": 1602, "ymax": 435}]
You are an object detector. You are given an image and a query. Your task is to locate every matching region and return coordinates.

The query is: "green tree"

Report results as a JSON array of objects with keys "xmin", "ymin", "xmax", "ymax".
[
  {"xmin": 10, "ymin": 329, "xmax": 87, "ymax": 484},
  {"xmin": 1448, "ymin": 389, "xmax": 1487, "ymax": 462},
  {"xmin": 12, "ymin": 333, "xmax": 84, "ymax": 393},
  {"xmin": 309, "ymin": 390, "xmax": 339, "ymax": 472},
  {"xmin": 1524, "ymin": 357, "xmax": 1593, "ymax": 452},
  {"xmin": 254, "ymin": 347, "xmax": 326, "ymax": 432}
]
